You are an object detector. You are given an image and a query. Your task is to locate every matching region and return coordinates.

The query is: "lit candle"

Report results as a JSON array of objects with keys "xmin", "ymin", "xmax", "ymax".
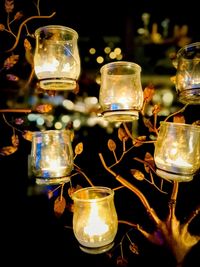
[
  {"xmin": 84, "ymin": 202, "xmax": 109, "ymax": 238},
  {"xmin": 154, "ymin": 121, "xmax": 200, "ymax": 181},
  {"xmin": 72, "ymin": 187, "xmax": 118, "ymax": 254}
]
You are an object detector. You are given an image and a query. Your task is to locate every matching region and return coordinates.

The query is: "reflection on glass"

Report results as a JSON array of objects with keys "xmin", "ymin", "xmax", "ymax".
[
  {"xmin": 30, "ymin": 129, "xmax": 73, "ymax": 184},
  {"xmin": 154, "ymin": 121, "xmax": 200, "ymax": 182},
  {"xmin": 34, "ymin": 25, "xmax": 80, "ymax": 90},
  {"xmin": 99, "ymin": 61, "xmax": 144, "ymax": 122},
  {"xmin": 72, "ymin": 186, "xmax": 118, "ymax": 254}
]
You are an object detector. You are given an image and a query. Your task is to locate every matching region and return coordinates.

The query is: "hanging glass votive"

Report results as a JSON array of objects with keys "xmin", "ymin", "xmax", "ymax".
[
  {"xmin": 174, "ymin": 41, "xmax": 200, "ymax": 104},
  {"xmin": 34, "ymin": 25, "xmax": 80, "ymax": 91},
  {"xmin": 72, "ymin": 186, "xmax": 118, "ymax": 254},
  {"xmin": 154, "ymin": 121, "xmax": 200, "ymax": 182},
  {"xmin": 30, "ymin": 129, "xmax": 74, "ymax": 185},
  {"xmin": 99, "ymin": 61, "xmax": 144, "ymax": 122}
]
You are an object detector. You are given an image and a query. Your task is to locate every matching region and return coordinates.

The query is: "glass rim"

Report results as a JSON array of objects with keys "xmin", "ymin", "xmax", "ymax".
[
  {"xmin": 34, "ymin": 24, "xmax": 78, "ymax": 38},
  {"xmin": 72, "ymin": 186, "xmax": 114, "ymax": 202},
  {"xmin": 32, "ymin": 129, "xmax": 72, "ymax": 136},
  {"xmin": 100, "ymin": 61, "xmax": 141, "ymax": 73},
  {"xmin": 176, "ymin": 41, "xmax": 200, "ymax": 58},
  {"xmin": 159, "ymin": 121, "xmax": 200, "ymax": 131}
]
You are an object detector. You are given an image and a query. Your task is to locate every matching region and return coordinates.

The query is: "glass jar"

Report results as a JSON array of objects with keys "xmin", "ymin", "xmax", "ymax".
[
  {"xmin": 72, "ymin": 186, "xmax": 118, "ymax": 254},
  {"xmin": 34, "ymin": 25, "xmax": 80, "ymax": 90},
  {"xmin": 99, "ymin": 61, "xmax": 144, "ymax": 122},
  {"xmin": 154, "ymin": 121, "xmax": 200, "ymax": 182},
  {"xmin": 174, "ymin": 42, "xmax": 200, "ymax": 104},
  {"xmin": 30, "ymin": 129, "xmax": 74, "ymax": 185}
]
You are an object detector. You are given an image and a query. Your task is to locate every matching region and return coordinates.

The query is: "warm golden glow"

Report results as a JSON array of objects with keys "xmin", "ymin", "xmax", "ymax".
[{"xmin": 84, "ymin": 202, "xmax": 109, "ymax": 237}]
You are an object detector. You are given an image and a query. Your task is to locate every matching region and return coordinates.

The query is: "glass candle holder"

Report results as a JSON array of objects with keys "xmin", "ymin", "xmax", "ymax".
[
  {"xmin": 154, "ymin": 121, "xmax": 200, "ymax": 182},
  {"xmin": 99, "ymin": 61, "xmax": 144, "ymax": 122},
  {"xmin": 174, "ymin": 42, "xmax": 200, "ymax": 104},
  {"xmin": 72, "ymin": 186, "xmax": 118, "ymax": 254},
  {"xmin": 30, "ymin": 129, "xmax": 74, "ymax": 185},
  {"xmin": 34, "ymin": 25, "xmax": 80, "ymax": 91}
]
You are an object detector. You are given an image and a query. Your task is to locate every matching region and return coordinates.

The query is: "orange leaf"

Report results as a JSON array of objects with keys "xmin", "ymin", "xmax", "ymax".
[
  {"xmin": 152, "ymin": 104, "xmax": 161, "ymax": 115},
  {"xmin": 54, "ymin": 196, "xmax": 66, "ymax": 217},
  {"xmin": 47, "ymin": 190, "xmax": 54, "ymax": 199},
  {"xmin": 130, "ymin": 169, "xmax": 145, "ymax": 181},
  {"xmin": 144, "ymin": 152, "xmax": 155, "ymax": 173},
  {"xmin": 143, "ymin": 84, "xmax": 155, "ymax": 102},
  {"xmin": 173, "ymin": 114, "xmax": 185, "ymax": 124},
  {"xmin": 144, "ymin": 152, "xmax": 154, "ymax": 165},
  {"xmin": 129, "ymin": 243, "xmax": 139, "ymax": 255},
  {"xmin": 75, "ymin": 142, "xmax": 83, "ymax": 155},
  {"xmin": 0, "ymin": 146, "xmax": 18, "ymax": 156},
  {"xmin": 35, "ymin": 104, "xmax": 53, "ymax": 113},
  {"xmin": 132, "ymin": 136, "xmax": 146, "ymax": 147},
  {"xmin": 108, "ymin": 139, "xmax": 116, "ymax": 151},
  {"xmin": 68, "ymin": 185, "xmax": 82, "ymax": 199},
  {"xmin": 118, "ymin": 127, "xmax": 129, "ymax": 141},
  {"xmin": 22, "ymin": 131, "xmax": 33, "ymax": 142},
  {"xmin": 11, "ymin": 134, "xmax": 19, "ymax": 147},
  {"xmin": 116, "ymin": 256, "xmax": 128, "ymax": 267}
]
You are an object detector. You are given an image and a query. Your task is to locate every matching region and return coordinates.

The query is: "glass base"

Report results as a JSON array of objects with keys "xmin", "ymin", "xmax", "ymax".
[
  {"xmin": 39, "ymin": 78, "xmax": 77, "ymax": 91},
  {"xmin": 79, "ymin": 242, "xmax": 114, "ymax": 254},
  {"xmin": 102, "ymin": 110, "xmax": 139, "ymax": 122},
  {"xmin": 156, "ymin": 169, "xmax": 193, "ymax": 182},
  {"xmin": 178, "ymin": 88, "xmax": 200, "ymax": 104},
  {"xmin": 35, "ymin": 176, "xmax": 71, "ymax": 185}
]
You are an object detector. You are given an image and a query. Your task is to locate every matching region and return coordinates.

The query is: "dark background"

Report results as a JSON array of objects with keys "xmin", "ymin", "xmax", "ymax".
[{"xmin": 0, "ymin": 0, "xmax": 200, "ymax": 266}]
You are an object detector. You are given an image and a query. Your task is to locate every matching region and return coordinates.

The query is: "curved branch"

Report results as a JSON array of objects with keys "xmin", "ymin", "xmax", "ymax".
[
  {"xmin": 6, "ymin": 12, "xmax": 56, "ymax": 53},
  {"xmin": 185, "ymin": 205, "xmax": 200, "ymax": 226},
  {"xmin": 99, "ymin": 152, "xmax": 161, "ymax": 226}
]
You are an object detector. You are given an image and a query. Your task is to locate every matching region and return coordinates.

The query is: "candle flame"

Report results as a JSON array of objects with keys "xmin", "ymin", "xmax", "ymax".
[{"xmin": 84, "ymin": 202, "xmax": 108, "ymax": 237}]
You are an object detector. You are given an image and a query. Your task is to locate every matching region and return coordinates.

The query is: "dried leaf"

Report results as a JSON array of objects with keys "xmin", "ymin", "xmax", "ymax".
[
  {"xmin": 11, "ymin": 134, "xmax": 19, "ymax": 147},
  {"xmin": 144, "ymin": 152, "xmax": 154, "ymax": 166},
  {"xmin": 35, "ymin": 104, "xmax": 53, "ymax": 113},
  {"xmin": 6, "ymin": 74, "xmax": 19, "ymax": 81},
  {"xmin": 0, "ymin": 146, "xmax": 18, "ymax": 156},
  {"xmin": 108, "ymin": 139, "xmax": 116, "ymax": 152},
  {"xmin": 54, "ymin": 196, "xmax": 66, "ymax": 217},
  {"xmin": 68, "ymin": 185, "xmax": 82, "ymax": 198},
  {"xmin": 5, "ymin": 0, "xmax": 14, "ymax": 13},
  {"xmin": 22, "ymin": 131, "xmax": 33, "ymax": 142},
  {"xmin": 129, "ymin": 243, "xmax": 139, "ymax": 255},
  {"xmin": 118, "ymin": 127, "xmax": 129, "ymax": 141},
  {"xmin": 15, "ymin": 117, "xmax": 24, "ymax": 125},
  {"xmin": 4, "ymin": 55, "xmax": 19, "ymax": 70},
  {"xmin": 144, "ymin": 164, "xmax": 150, "ymax": 173},
  {"xmin": 75, "ymin": 142, "xmax": 83, "ymax": 155},
  {"xmin": 130, "ymin": 169, "xmax": 145, "ymax": 181},
  {"xmin": 132, "ymin": 136, "xmax": 146, "ymax": 147},
  {"xmin": 144, "ymin": 152, "xmax": 155, "ymax": 173},
  {"xmin": 14, "ymin": 11, "xmax": 23, "ymax": 20},
  {"xmin": 0, "ymin": 24, "xmax": 5, "ymax": 31},
  {"xmin": 47, "ymin": 190, "xmax": 53, "ymax": 199},
  {"xmin": 152, "ymin": 104, "xmax": 161, "ymax": 115},
  {"xmin": 116, "ymin": 256, "xmax": 128, "ymax": 267},
  {"xmin": 143, "ymin": 117, "xmax": 154, "ymax": 132},
  {"xmin": 173, "ymin": 114, "xmax": 185, "ymax": 124},
  {"xmin": 143, "ymin": 84, "xmax": 155, "ymax": 102}
]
